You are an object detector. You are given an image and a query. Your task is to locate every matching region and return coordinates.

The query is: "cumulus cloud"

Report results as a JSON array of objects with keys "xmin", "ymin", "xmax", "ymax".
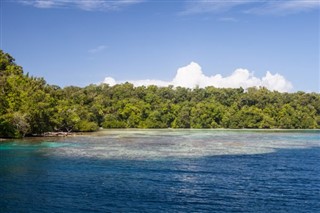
[
  {"xmin": 103, "ymin": 77, "xmax": 117, "ymax": 86},
  {"xmin": 18, "ymin": 0, "xmax": 144, "ymax": 11},
  {"xmin": 102, "ymin": 62, "xmax": 293, "ymax": 92},
  {"xmin": 262, "ymin": 71, "xmax": 293, "ymax": 92}
]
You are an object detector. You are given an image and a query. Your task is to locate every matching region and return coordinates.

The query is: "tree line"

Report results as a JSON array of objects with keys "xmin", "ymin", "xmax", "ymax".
[{"xmin": 1, "ymin": 50, "xmax": 319, "ymax": 138}]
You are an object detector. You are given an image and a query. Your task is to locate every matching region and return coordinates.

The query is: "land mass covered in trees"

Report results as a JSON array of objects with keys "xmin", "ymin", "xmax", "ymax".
[{"xmin": 1, "ymin": 50, "xmax": 319, "ymax": 138}]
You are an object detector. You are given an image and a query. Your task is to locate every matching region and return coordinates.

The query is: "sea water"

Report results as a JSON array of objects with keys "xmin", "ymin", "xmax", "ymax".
[{"xmin": 0, "ymin": 130, "xmax": 319, "ymax": 212}]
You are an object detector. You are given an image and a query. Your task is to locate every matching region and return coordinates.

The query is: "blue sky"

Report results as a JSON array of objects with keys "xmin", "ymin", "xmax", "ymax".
[{"xmin": 1, "ymin": 0, "xmax": 319, "ymax": 92}]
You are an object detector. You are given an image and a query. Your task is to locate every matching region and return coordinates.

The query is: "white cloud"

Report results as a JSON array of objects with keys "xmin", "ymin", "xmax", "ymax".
[
  {"xmin": 88, "ymin": 45, "xmax": 107, "ymax": 53},
  {"xmin": 19, "ymin": 0, "xmax": 66, "ymax": 8},
  {"xmin": 102, "ymin": 62, "xmax": 293, "ymax": 92},
  {"xmin": 246, "ymin": 0, "xmax": 320, "ymax": 15},
  {"xmin": 172, "ymin": 62, "xmax": 205, "ymax": 88},
  {"xmin": 262, "ymin": 71, "xmax": 293, "ymax": 92},
  {"xmin": 182, "ymin": 0, "xmax": 319, "ymax": 15},
  {"xmin": 103, "ymin": 77, "xmax": 117, "ymax": 86},
  {"xmin": 180, "ymin": 0, "xmax": 253, "ymax": 15},
  {"xmin": 25, "ymin": 0, "xmax": 57, "ymax": 8},
  {"xmin": 18, "ymin": 0, "xmax": 144, "ymax": 11},
  {"xmin": 127, "ymin": 79, "xmax": 170, "ymax": 87}
]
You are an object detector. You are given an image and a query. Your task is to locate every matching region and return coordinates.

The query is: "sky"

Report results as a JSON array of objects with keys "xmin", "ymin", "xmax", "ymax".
[{"xmin": 1, "ymin": 0, "xmax": 319, "ymax": 92}]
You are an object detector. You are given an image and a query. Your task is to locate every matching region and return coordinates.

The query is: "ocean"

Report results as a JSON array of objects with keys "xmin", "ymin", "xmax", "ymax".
[{"xmin": 1, "ymin": 130, "xmax": 319, "ymax": 212}]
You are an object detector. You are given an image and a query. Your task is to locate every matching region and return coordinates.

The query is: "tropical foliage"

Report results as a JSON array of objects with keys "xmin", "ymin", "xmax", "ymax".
[{"xmin": 1, "ymin": 50, "xmax": 319, "ymax": 138}]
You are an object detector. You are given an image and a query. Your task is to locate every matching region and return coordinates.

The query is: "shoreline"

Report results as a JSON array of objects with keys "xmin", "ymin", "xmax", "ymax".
[{"xmin": 1, "ymin": 128, "xmax": 319, "ymax": 140}]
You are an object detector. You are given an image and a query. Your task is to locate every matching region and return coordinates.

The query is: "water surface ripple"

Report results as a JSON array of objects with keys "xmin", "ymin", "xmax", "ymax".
[{"xmin": 0, "ymin": 130, "xmax": 319, "ymax": 212}]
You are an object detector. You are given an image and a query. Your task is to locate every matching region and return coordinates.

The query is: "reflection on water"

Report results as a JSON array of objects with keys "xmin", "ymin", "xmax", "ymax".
[{"xmin": 1, "ymin": 129, "xmax": 319, "ymax": 160}]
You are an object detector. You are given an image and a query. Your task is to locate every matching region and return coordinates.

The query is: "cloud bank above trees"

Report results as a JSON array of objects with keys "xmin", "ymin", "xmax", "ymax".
[{"xmin": 103, "ymin": 62, "xmax": 293, "ymax": 92}]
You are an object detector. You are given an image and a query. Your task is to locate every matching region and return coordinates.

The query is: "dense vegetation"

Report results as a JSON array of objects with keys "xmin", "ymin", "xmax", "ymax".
[{"xmin": 1, "ymin": 50, "xmax": 319, "ymax": 138}]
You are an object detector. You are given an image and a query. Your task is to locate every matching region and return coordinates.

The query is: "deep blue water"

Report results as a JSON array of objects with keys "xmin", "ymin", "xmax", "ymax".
[{"xmin": 0, "ymin": 130, "xmax": 319, "ymax": 212}]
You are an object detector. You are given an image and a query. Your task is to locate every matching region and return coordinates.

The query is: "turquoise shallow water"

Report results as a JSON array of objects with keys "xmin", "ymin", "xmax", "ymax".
[
  {"xmin": 0, "ymin": 130, "xmax": 319, "ymax": 212},
  {"xmin": 0, "ymin": 141, "xmax": 73, "ymax": 150}
]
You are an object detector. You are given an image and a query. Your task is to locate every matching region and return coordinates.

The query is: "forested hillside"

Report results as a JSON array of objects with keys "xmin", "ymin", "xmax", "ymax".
[{"xmin": 1, "ymin": 50, "xmax": 319, "ymax": 138}]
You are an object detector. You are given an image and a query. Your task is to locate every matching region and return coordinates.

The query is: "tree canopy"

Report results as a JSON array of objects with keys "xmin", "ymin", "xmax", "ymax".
[{"xmin": 1, "ymin": 50, "xmax": 319, "ymax": 138}]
